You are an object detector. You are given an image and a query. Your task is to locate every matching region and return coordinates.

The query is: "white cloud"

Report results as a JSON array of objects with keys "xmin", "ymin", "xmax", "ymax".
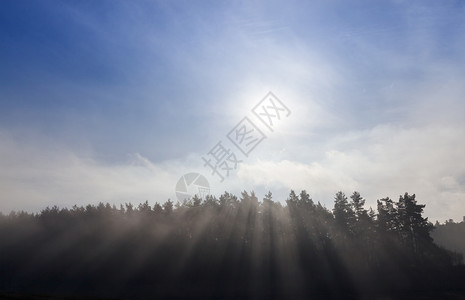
[
  {"xmin": 237, "ymin": 159, "xmax": 358, "ymax": 197},
  {"xmin": 0, "ymin": 131, "xmax": 187, "ymax": 212},
  {"xmin": 235, "ymin": 123, "xmax": 465, "ymax": 222}
]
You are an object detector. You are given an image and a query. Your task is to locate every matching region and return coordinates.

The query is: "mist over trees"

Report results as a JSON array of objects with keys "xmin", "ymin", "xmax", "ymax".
[
  {"xmin": 0, "ymin": 190, "xmax": 464, "ymax": 299},
  {"xmin": 432, "ymin": 219, "xmax": 465, "ymax": 262}
]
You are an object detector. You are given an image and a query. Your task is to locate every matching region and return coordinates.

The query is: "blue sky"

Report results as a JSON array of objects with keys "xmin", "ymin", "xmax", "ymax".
[{"xmin": 1, "ymin": 1, "xmax": 465, "ymax": 221}]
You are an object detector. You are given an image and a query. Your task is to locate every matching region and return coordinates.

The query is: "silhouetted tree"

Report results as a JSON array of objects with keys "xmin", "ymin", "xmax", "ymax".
[
  {"xmin": 333, "ymin": 191, "xmax": 356, "ymax": 237},
  {"xmin": 163, "ymin": 199, "xmax": 173, "ymax": 214},
  {"xmin": 397, "ymin": 193, "xmax": 433, "ymax": 255}
]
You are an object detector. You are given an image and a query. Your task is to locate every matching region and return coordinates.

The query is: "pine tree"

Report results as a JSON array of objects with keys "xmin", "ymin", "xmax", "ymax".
[
  {"xmin": 153, "ymin": 202, "xmax": 163, "ymax": 214},
  {"xmin": 350, "ymin": 191, "xmax": 368, "ymax": 221},
  {"xmin": 192, "ymin": 194, "xmax": 202, "ymax": 207},
  {"xmin": 376, "ymin": 197, "xmax": 398, "ymax": 233},
  {"xmin": 333, "ymin": 191, "xmax": 356, "ymax": 236},
  {"xmin": 163, "ymin": 199, "xmax": 173, "ymax": 214},
  {"xmin": 396, "ymin": 193, "xmax": 432, "ymax": 254}
]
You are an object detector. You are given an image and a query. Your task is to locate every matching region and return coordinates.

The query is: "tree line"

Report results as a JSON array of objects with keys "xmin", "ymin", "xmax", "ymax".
[
  {"xmin": 0, "ymin": 190, "xmax": 464, "ymax": 299},
  {"xmin": 432, "ymin": 218, "xmax": 465, "ymax": 263}
]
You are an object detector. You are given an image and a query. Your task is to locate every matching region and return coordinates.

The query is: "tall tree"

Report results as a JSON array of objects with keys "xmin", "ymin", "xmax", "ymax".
[
  {"xmin": 376, "ymin": 197, "xmax": 398, "ymax": 233},
  {"xmin": 396, "ymin": 193, "xmax": 432, "ymax": 254},
  {"xmin": 350, "ymin": 191, "xmax": 368, "ymax": 221},
  {"xmin": 163, "ymin": 199, "xmax": 173, "ymax": 214},
  {"xmin": 333, "ymin": 191, "xmax": 356, "ymax": 236}
]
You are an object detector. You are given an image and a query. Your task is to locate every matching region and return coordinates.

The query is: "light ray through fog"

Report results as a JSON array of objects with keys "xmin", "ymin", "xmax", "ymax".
[
  {"xmin": 1, "ymin": 1, "xmax": 465, "ymax": 299},
  {"xmin": 1, "ymin": 188, "xmax": 463, "ymax": 298}
]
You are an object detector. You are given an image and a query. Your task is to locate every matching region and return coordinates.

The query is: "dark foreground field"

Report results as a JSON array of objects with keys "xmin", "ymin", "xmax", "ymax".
[{"xmin": 1, "ymin": 291, "xmax": 465, "ymax": 300}]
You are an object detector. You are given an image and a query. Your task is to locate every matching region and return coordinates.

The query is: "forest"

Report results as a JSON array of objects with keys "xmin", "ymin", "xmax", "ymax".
[
  {"xmin": 432, "ymin": 219, "xmax": 465, "ymax": 260},
  {"xmin": 1, "ymin": 190, "xmax": 464, "ymax": 299}
]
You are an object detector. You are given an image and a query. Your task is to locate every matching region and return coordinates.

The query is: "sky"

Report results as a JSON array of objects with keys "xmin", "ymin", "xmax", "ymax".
[{"xmin": 1, "ymin": 0, "xmax": 464, "ymax": 222}]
